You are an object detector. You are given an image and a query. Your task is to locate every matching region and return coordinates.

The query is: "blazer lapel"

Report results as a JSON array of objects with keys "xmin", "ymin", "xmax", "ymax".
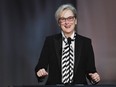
[
  {"xmin": 74, "ymin": 34, "xmax": 83, "ymax": 74},
  {"xmin": 54, "ymin": 33, "xmax": 83, "ymax": 76},
  {"xmin": 54, "ymin": 33, "xmax": 62, "ymax": 69}
]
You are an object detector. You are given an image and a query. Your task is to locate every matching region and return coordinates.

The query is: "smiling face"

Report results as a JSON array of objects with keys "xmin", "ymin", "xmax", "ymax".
[{"xmin": 58, "ymin": 9, "xmax": 77, "ymax": 36}]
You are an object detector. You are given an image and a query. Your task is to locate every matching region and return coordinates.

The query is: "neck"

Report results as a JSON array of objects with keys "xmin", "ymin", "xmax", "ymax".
[{"xmin": 64, "ymin": 31, "xmax": 74, "ymax": 38}]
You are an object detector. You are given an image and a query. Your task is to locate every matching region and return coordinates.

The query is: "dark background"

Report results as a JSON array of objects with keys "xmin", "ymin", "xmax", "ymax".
[
  {"xmin": 0, "ymin": 0, "xmax": 76, "ymax": 87},
  {"xmin": 0, "ymin": 0, "xmax": 116, "ymax": 87}
]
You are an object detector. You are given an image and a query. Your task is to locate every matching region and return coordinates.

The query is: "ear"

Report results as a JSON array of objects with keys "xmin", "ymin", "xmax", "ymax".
[{"xmin": 75, "ymin": 19, "xmax": 77, "ymax": 25}]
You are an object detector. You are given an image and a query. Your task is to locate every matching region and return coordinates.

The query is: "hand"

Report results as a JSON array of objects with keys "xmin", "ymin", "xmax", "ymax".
[
  {"xmin": 89, "ymin": 72, "xmax": 100, "ymax": 84},
  {"xmin": 37, "ymin": 68, "xmax": 48, "ymax": 77}
]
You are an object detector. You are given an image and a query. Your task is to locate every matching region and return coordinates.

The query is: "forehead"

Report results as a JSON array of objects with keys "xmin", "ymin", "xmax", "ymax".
[{"xmin": 60, "ymin": 9, "xmax": 74, "ymax": 18}]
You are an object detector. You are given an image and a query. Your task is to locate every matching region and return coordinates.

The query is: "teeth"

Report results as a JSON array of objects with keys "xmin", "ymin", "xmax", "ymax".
[{"xmin": 65, "ymin": 26, "xmax": 70, "ymax": 28}]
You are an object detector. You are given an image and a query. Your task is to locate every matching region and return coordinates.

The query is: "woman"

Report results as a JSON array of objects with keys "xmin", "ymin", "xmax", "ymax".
[{"xmin": 35, "ymin": 4, "xmax": 100, "ymax": 85}]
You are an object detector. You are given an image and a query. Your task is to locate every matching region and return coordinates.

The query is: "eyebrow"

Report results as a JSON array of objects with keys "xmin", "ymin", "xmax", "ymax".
[{"xmin": 60, "ymin": 15, "xmax": 74, "ymax": 18}]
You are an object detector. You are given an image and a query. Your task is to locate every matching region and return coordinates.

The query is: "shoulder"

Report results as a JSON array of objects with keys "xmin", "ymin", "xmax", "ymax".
[
  {"xmin": 77, "ymin": 34, "xmax": 91, "ymax": 40},
  {"xmin": 76, "ymin": 34, "xmax": 92, "ymax": 42},
  {"xmin": 45, "ymin": 33, "xmax": 61, "ymax": 40},
  {"xmin": 43, "ymin": 33, "xmax": 61, "ymax": 44}
]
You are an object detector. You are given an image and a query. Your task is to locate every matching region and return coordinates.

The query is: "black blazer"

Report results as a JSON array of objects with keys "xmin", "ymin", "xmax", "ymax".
[{"xmin": 35, "ymin": 33, "xmax": 97, "ymax": 85}]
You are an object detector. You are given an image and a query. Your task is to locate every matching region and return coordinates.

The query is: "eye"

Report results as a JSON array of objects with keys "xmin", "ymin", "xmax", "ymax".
[
  {"xmin": 67, "ymin": 16, "xmax": 75, "ymax": 20},
  {"xmin": 58, "ymin": 16, "xmax": 75, "ymax": 23},
  {"xmin": 59, "ymin": 18, "xmax": 65, "ymax": 23},
  {"xmin": 60, "ymin": 18, "xmax": 65, "ymax": 21}
]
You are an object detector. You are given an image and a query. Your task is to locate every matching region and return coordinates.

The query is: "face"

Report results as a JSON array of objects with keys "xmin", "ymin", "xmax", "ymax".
[{"xmin": 58, "ymin": 9, "xmax": 77, "ymax": 35}]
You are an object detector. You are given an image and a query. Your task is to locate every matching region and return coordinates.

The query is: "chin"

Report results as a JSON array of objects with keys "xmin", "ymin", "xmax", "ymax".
[{"xmin": 65, "ymin": 31, "xmax": 73, "ymax": 34}]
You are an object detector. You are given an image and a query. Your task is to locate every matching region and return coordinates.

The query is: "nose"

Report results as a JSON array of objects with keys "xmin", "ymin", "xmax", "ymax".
[{"xmin": 65, "ymin": 19, "xmax": 70, "ymax": 24}]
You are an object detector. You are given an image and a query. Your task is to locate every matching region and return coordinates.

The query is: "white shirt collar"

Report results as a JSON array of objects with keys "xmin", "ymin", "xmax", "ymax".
[
  {"xmin": 61, "ymin": 31, "xmax": 75, "ymax": 39},
  {"xmin": 61, "ymin": 31, "xmax": 75, "ymax": 44}
]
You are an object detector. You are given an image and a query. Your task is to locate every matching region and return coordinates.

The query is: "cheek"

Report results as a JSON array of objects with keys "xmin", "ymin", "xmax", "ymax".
[
  {"xmin": 71, "ymin": 23, "xmax": 76, "ymax": 28},
  {"xmin": 60, "ymin": 26, "xmax": 65, "ymax": 30},
  {"xmin": 59, "ymin": 23, "xmax": 65, "ymax": 27}
]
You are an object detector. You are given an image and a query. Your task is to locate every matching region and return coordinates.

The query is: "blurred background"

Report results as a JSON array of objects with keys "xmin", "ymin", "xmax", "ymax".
[{"xmin": 0, "ymin": 0, "xmax": 116, "ymax": 87}]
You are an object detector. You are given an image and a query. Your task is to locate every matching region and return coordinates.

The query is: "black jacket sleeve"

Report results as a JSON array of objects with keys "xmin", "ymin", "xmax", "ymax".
[{"xmin": 35, "ymin": 37, "xmax": 51, "ymax": 82}]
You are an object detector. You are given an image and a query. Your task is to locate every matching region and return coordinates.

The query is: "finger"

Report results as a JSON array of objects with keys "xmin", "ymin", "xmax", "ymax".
[
  {"xmin": 37, "ymin": 69, "xmax": 45, "ymax": 77},
  {"xmin": 89, "ymin": 73, "xmax": 93, "ymax": 76},
  {"xmin": 37, "ymin": 70, "xmax": 42, "ymax": 77},
  {"xmin": 41, "ymin": 69, "xmax": 48, "ymax": 76},
  {"xmin": 89, "ymin": 73, "xmax": 95, "ymax": 79},
  {"xmin": 89, "ymin": 73, "xmax": 100, "ymax": 82},
  {"xmin": 89, "ymin": 73, "xmax": 98, "ymax": 78},
  {"xmin": 94, "ymin": 73, "xmax": 100, "ymax": 80},
  {"xmin": 40, "ymin": 69, "xmax": 44, "ymax": 76},
  {"xmin": 92, "ymin": 75, "xmax": 100, "ymax": 82},
  {"xmin": 94, "ymin": 78, "xmax": 100, "ymax": 82},
  {"xmin": 37, "ymin": 68, "xmax": 48, "ymax": 77},
  {"xmin": 95, "ymin": 76, "xmax": 100, "ymax": 82},
  {"xmin": 93, "ymin": 75, "xmax": 99, "ymax": 81}
]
